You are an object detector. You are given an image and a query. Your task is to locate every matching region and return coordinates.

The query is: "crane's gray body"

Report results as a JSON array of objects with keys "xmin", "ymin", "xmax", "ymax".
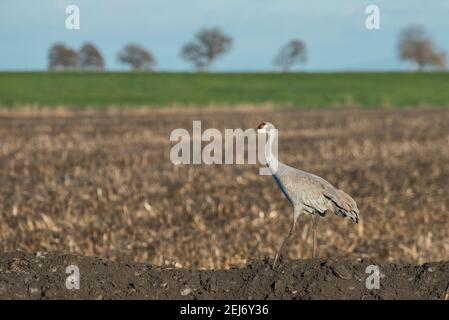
[
  {"xmin": 271, "ymin": 161, "xmax": 360, "ymax": 224},
  {"xmin": 257, "ymin": 121, "xmax": 359, "ymax": 263}
]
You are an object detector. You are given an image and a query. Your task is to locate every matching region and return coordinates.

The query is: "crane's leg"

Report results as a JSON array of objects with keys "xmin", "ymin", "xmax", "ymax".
[
  {"xmin": 311, "ymin": 214, "xmax": 317, "ymax": 259},
  {"xmin": 273, "ymin": 214, "xmax": 298, "ymax": 268}
]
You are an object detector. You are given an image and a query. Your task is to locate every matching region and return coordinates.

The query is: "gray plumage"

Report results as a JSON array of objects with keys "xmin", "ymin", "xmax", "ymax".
[
  {"xmin": 272, "ymin": 162, "xmax": 360, "ymax": 225},
  {"xmin": 257, "ymin": 121, "xmax": 360, "ymax": 264}
]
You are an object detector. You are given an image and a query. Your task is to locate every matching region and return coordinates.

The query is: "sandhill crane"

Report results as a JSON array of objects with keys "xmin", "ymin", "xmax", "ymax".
[{"xmin": 257, "ymin": 122, "xmax": 360, "ymax": 266}]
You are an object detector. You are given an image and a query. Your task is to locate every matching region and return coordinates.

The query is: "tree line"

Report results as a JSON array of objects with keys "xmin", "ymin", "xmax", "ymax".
[{"xmin": 48, "ymin": 25, "xmax": 446, "ymax": 72}]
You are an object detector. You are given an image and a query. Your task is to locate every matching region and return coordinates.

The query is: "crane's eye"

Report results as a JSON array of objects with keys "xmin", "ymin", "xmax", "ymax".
[{"xmin": 257, "ymin": 122, "xmax": 266, "ymax": 129}]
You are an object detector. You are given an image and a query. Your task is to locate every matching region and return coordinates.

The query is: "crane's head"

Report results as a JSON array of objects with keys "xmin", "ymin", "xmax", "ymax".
[{"xmin": 257, "ymin": 122, "xmax": 275, "ymax": 134}]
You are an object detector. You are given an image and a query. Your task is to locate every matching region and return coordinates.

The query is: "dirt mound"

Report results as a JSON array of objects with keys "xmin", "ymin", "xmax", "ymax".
[{"xmin": 0, "ymin": 251, "xmax": 448, "ymax": 299}]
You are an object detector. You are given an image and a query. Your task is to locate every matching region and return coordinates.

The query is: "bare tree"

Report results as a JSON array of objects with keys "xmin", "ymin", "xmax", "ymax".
[
  {"xmin": 79, "ymin": 43, "xmax": 105, "ymax": 70},
  {"xmin": 398, "ymin": 25, "xmax": 446, "ymax": 70},
  {"xmin": 431, "ymin": 51, "xmax": 447, "ymax": 70},
  {"xmin": 117, "ymin": 44, "xmax": 156, "ymax": 71},
  {"xmin": 180, "ymin": 28, "xmax": 232, "ymax": 71},
  {"xmin": 274, "ymin": 39, "xmax": 307, "ymax": 72},
  {"xmin": 48, "ymin": 43, "xmax": 78, "ymax": 70}
]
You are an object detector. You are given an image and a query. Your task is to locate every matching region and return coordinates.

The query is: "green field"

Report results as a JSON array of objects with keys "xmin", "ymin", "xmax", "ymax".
[{"xmin": 1, "ymin": 72, "xmax": 449, "ymax": 107}]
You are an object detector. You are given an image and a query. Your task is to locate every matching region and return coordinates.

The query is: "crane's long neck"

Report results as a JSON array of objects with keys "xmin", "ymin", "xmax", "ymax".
[{"xmin": 265, "ymin": 130, "xmax": 279, "ymax": 174}]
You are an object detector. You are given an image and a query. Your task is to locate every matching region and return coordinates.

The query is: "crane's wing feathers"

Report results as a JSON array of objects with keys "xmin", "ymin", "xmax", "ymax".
[
  {"xmin": 297, "ymin": 176, "xmax": 330, "ymax": 215},
  {"xmin": 322, "ymin": 186, "xmax": 360, "ymax": 223},
  {"xmin": 276, "ymin": 164, "xmax": 360, "ymax": 223}
]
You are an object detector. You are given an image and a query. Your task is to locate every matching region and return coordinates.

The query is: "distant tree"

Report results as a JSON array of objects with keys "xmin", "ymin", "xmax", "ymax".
[
  {"xmin": 398, "ymin": 25, "xmax": 446, "ymax": 70},
  {"xmin": 431, "ymin": 51, "xmax": 447, "ymax": 70},
  {"xmin": 79, "ymin": 43, "xmax": 105, "ymax": 70},
  {"xmin": 117, "ymin": 44, "xmax": 156, "ymax": 71},
  {"xmin": 180, "ymin": 28, "xmax": 232, "ymax": 71},
  {"xmin": 48, "ymin": 43, "xmax": 78, "ymax": 70},
  {"xmin": 274, "ymin": 39, "xmax": 307, "ymax": 72}
]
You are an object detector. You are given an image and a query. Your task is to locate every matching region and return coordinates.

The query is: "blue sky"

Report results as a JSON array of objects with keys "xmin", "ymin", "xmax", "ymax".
[{"xmin": 0, "ymin": 0, "xmax": 448, "ymax": 71}]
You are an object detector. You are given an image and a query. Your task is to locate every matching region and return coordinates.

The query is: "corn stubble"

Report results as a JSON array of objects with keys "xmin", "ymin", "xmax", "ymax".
[{"xmin": 0, "ymin": 107, "xmax": 448, "ymax": 269}]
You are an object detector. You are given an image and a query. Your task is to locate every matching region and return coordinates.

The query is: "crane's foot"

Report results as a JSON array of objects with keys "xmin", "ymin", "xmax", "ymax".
[
  {"xmin": 272, "ymin": 251, "xmax": 284, "ymax": 268},
  {"xmin": 272, "ymin": 220, "xmax": 297, "ymax": 269}
]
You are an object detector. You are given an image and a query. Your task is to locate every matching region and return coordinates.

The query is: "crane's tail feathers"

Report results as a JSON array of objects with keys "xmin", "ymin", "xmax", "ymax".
[
  {"xmin": 335, "ymin": 207, "xmax": 359, "ymax": 224},
  {"xmin": 325, "ymin": 189, "xmax": 360, "ymax": 224}
]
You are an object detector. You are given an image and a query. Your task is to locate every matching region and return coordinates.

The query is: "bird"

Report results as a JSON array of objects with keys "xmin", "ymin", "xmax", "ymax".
[{"xmin": 257, "ymin": 121, "xmax": 360, "ymax": 267}]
